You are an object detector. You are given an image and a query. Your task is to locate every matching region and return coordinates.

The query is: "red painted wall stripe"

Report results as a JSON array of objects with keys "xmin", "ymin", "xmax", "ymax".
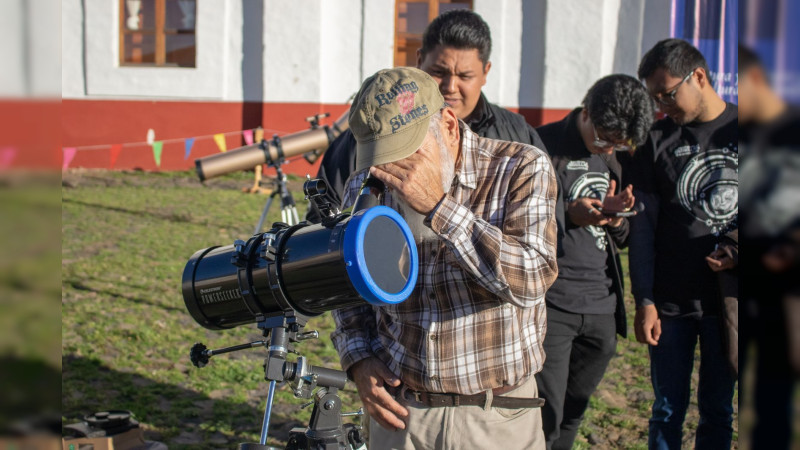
[
  {"xmin": 0, "ymin": 100, "xmax": 62, "ymax": 170},
  {"xmin": 61, "ymin": 99, "xmax": 570, "ymax": 175}
]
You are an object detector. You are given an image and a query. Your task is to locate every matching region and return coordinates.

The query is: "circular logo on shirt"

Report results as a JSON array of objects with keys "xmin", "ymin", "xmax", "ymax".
[
  {"xmin": 567, "ymin": 172, "xmax": 609, "ymax": 250},
  {"xmin": 676, "ymin": 147, "xmax": 738, "ymax": 234}
]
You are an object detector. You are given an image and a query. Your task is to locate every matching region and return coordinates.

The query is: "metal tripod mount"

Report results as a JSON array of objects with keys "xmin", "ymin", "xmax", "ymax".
[
  {"xmin": 254, "ymin": 135, "xmax": 300, "ymax": 234},
  {"xmin": 189, "ymin": 315, "xmax": 366, "ymax": 450}
]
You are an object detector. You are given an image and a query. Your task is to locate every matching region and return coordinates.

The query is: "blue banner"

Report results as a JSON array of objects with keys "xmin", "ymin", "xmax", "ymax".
[
  {"xmin": 671, "ymin": 0, "xmax": 738, "ymax": 103},
  {"xmin": 740, "ymin": 0, "xmax": 800, "ymax": 102}
]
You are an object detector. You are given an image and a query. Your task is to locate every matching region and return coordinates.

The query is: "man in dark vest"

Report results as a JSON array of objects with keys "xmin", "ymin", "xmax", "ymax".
[{"xmin": 306, "ymin": 9, "xmax": 545, "ymax": 222}]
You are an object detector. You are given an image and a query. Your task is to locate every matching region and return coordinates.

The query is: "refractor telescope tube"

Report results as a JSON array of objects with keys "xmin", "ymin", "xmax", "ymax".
[{"xmin": 195, "ymin": 110, "xmax": 349, "ymax": 182}]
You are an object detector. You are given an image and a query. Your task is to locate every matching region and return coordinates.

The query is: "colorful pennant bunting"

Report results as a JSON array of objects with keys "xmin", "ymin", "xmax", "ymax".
[
  {"xmin": 63, "ymin": 147, "xmax": 77, "ymax": 170},
  {"xmin": 184, "ymin": 137, "xmax": 195, "ymax": 160},
  {"xmin": 109, "ymin": 144, "xmax": 122, "ymax": 168},
  {"xmin": 153, "ymin": 141, "xmax": 164, "ymax": 167},
  {"xmin": 0, "ymin": 147, "xmax": 17, "ymax": 169},
  {"xmin": 213, "ymin": 133, "xmax": 227, "ymax": 152}
]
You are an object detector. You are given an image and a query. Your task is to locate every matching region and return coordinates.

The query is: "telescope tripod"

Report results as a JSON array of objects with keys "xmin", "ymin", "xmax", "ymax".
[
  {"xmin": 189, "ymin": 316, "xmax": 366, "ymax": 450},
  {"xmin": 254, "ymin": 161, "xmax": 299, "ymax": 234},
  {"xmin": 251, "ymin": 113, "xmax": 334, "ymax": 234}
]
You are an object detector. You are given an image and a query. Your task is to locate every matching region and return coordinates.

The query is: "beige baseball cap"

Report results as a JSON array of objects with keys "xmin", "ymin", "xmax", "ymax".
[{"xmin": 349, "ymin": 67, "xmax": 446, "ymax": 171}]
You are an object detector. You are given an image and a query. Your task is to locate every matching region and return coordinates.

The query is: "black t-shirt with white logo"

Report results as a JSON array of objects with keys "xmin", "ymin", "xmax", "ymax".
[
  {"xmin": 538, "ymin": 110, "xmax": 616, "ymax": 314},
  {"xmin": 629, "ymin": 103, "xmax": 738, "ymax": 317}
]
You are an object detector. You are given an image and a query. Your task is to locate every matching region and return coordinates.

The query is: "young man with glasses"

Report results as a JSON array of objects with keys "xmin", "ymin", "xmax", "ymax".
[
  {"xmin": 628, "ymin": 38, "xmax": 738, "ymax": 449},
  {"xmin": 534, "ymin": 74, "xmax": 654, "ymax": 450}
]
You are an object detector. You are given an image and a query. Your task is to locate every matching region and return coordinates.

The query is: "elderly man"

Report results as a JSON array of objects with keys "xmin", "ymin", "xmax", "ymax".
[
  {"xmin": 331, "ymin": 67, "xmax": 558, "ymax": 449},
  {"xmin": 306, "ymin": 9, "xmax": 545, "ymax": 223}
]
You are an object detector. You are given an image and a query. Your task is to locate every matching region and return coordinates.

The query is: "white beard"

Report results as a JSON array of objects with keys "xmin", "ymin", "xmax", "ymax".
[{"xmin": 439, "ymin": 139, "xmax": 455, "ymax": 195}]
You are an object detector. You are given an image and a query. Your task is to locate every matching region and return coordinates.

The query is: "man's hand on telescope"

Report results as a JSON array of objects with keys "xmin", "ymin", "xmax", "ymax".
[{"xmin": 349, "ymin": 357, "xmax": 409, "ymax": 431}]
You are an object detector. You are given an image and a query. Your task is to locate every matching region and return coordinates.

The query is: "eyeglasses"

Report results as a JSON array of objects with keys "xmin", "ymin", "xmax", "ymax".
[
  {"xmin": 653, "ymin": 70, "xmax": 694, "ymax": 106},
  {"xmin": 592, "ymin": 123, "xmax": 633, "ymax": 152}
]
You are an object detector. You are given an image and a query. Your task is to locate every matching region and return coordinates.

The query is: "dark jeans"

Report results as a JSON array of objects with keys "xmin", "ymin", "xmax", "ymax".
[
  {"xmin": 535, "ymin": 306, "xmax": 617, "ymax": 450},
  {"xmin": 648, "ymin": 314, "xmax": 736, "ymax": 450}
]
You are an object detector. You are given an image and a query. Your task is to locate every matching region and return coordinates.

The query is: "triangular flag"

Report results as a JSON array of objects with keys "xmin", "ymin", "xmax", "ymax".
[
  {"xmin": 0, "ymin": 147, "xmax": 17, "ymax": 169},
  {"xmin": 184, "ymin": 137, "xmax": 195, "ymax": 160},
  {"xmin": 109, "ymin": 144, "xmax": 122, "ymax": 168},
  {"xmin": 152, "ymin": 141, "xmax": 163, "ymax": 167},
  {"xmin": 63, "ymin": 147, "xmax": 77, "ymax": 170},
  {"xmin": 213, "ymin": 133, "xmax": 227, "ymax": 152},
  {"xmin": 254, "ymin": 127, "xmax": 264, "ymax": 143},
  {"xmin": 242, "ymin": 129, "xmax": 254, "ymax": 145}
]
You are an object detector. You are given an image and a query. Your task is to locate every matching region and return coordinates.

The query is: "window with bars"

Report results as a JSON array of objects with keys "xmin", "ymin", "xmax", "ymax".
[
  {"xmin": 120, "ymin": 0, "xmax": 197, "ymax": 67},
  {"xmin": 394, "ymin": 0, "xmax": 472, "ymax": 67}
]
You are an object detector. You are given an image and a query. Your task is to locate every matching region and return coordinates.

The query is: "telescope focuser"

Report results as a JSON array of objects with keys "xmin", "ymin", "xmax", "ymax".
[
  {"xmin": 305, "ymin": 113, "xmax": 330, "ymax": 129},
  {"xmin": 303, "ymin": 177, "xmax": 342, "ymax": 226}
]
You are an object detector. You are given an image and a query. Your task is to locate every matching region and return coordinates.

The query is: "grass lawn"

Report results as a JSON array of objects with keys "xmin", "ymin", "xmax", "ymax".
[{"xmin": 61, "ymin": 169, "xmax": 740, "ymax": 449}]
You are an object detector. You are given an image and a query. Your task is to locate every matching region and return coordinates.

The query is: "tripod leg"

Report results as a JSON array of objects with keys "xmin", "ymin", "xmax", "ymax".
[
  {"xmin": 281, "ymin": 205, "xmax": 300, "ymax": 226},
  {"xmin": 255, "ymin": 193, "xmax": 278, "ymax": 235},
  {"xmin": 259, "ymin": 379, "xmax": 278, "ymax": 445},
  {"xmin": 281, "ymin": 207, "xmax": 290, "ymax": 226}
]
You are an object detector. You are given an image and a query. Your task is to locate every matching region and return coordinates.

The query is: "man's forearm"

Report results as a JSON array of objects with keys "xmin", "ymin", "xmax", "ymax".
[{"xmin": 331, "ymin": 306, "xmax": 377, "ymax": 373}]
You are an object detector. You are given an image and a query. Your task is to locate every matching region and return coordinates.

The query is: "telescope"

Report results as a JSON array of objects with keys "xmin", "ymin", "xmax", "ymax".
[
  {"xmin": 195, "ymin": 110, "xmax": 349, "ymax": 182},
  {"xmin": 182, "ymin": 175, "xmax": 416, "ymax": 330},
  {"xmin": 181, "ymin": 176, "xmax": 417, "ymax": 449}
]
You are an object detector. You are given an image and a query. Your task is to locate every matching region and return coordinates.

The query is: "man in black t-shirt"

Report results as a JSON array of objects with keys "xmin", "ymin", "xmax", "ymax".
[
  {"xmin": 306, "ymin": 10, "xmax": 545, "ymax": 223},
  {"xmin": 535, "ymin": 75, "xmax": 654, "ymax": 450},
  {"xmin": 628, "ymin": 39, "xmax": 738, "ymax": 450}
]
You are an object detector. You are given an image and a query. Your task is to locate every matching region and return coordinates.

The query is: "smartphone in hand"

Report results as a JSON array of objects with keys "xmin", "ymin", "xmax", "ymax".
[{"xmin": 598, "ymin": 202, "xmax": 645, "ymax": 218}]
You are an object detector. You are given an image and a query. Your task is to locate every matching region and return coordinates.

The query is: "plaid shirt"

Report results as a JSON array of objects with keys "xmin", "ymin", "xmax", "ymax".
[{"xmin": 331, "ymin": 123, "xmax": 558, "ymax": 395}]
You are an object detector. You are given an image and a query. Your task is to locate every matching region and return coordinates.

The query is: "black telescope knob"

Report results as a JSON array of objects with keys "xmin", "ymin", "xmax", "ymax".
[
  {"xmin": 231, "ymin": 239, "xmax": 247, "ymax": 267},
  {"xmin": 190, "ymin": 342, "xmax": 210, "ymax": 368}
]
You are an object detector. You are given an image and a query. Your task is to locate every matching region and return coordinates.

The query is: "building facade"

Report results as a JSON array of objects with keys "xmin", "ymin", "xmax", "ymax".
[{"xmin": 62, "ymin": 0, "xmax": 670, "ymax": 173}]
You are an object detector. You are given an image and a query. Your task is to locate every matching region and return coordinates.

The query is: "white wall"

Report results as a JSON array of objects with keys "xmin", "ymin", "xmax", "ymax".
[
  {"xmin": 477, "ymin": 0, "xmax": 669, "ymax": 109},
  {"xmin": 263, "ymin": 0, "xmax": 393, "ymax": 103},
  {"xmin": 61, "ymin": 0, "xmax": 671, "ymax": 107},
  {"xmin": 2, "ymin": 0, "xmax": 30, "ymax": 97},
  {"xmin": 62, "ymin": 0, "xmax": 85, "ymax": 98},
  {"xmin": 2, "ymin": 0, "xmax": 61, "ymax": 97},
  {"xmin": 359, "ymin": 0, "xmax": 396, "ymax": 92}
]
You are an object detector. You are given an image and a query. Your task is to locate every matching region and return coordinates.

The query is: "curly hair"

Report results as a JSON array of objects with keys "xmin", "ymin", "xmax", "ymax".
[
  {"xmin": 582, "ymin": 74, "xmax": 655, "ymax": 148},
  {"xmin": 638, "ymin": 38, "xmax": 710, "ymax": 81},
  {"xmin": 420, "ymin": 9, "xmax": 492, "ymax": 66}
]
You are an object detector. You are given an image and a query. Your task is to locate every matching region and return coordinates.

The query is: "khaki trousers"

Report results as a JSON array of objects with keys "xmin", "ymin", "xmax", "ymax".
[{"xmin": 368, "ymin": 376, "xmax": 545, "ymax": 450}]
